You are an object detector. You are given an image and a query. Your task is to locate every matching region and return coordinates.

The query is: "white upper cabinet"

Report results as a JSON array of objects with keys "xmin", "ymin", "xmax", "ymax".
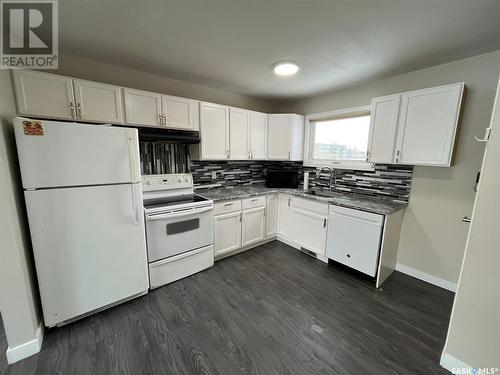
[
  {"xmin": 73, "ymin": 79, "xmax": 124, "ymax": 123},
  {"xmin": 200, "ymin": 102, "xmax": 230, "ymax": 160},
  {"xmin": 12, "ymin": 70, "xmax": 76, "ymax": 120},
  {"xmin": 229, "ymin": 108, "xmax": 250, "ymax": 160},
  {"xmin": 249, "ymin": 111, "xmax": 267, "ymax": 159},
  {"xmin": 123, "ymin": 88, "xmax": 162, "ymax": 127},
  {"xmin": 367, "ymin": 94, "xmax": 401, "ymax": 164},
  {"xmin": 161, "ymin": 94, "xmax": 198, "ymax": 131},
  {"xmin": 368, "ymin": 83, "xmax": 465, "ymax": 167},
  {"xmin": 396, "ymin": 83, "xmax": 464, "ymax": 166},
  {"xmin": 267, "ymin": 114, "xmax": 305, "ymax": 161}
]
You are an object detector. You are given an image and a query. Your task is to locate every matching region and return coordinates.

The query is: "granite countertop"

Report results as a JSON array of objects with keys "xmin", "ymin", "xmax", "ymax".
[{"xmin": 195, "ymin": 185, "xmax": 407, "ymax": 215}]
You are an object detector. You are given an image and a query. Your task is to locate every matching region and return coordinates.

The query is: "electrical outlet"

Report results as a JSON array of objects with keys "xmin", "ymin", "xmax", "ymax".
[{"xmin": 211, "ymin": 171, "xmax": 217, "ymax": 179}]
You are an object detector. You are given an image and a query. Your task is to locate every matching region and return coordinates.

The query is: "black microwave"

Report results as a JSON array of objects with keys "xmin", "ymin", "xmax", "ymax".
[{"xmin": 266, "ymin": 169, "xmax": 299, "ymax": 188}]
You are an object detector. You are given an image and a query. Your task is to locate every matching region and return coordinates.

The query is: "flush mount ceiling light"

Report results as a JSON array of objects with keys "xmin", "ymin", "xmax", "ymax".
[{"xmin": 273, "ymin": 61, "xmax": 299, "ymax": 76}]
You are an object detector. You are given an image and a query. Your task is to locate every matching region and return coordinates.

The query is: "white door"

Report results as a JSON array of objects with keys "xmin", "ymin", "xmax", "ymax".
[
  {"xmin": 25, "ymin": 183, "xmax": 148, "ymax": 327},
  {"xmin": 14, "ymin": 119, "xmax": 140, "ymax": 189},
  {"xmin": 229, "ymin": 108, "xmax": 250, "ymax": 160},
  {"xmin": 367, "ymin": 94, "xmax": 401, "ymax": 163},
  {"xmin": 249, "ymin": 111, "xmax": 267, "ymax": 159},
  {"xmin": 12, "ymin": 70, "xmax": 76, "ymax": 120},
  {"xmin": 123, "ymin": 88, "xmax": 162, "ymax": 127},
  {"xmin": 292, "ymin": 209, "xmax": 328, "ymax": 255},
  {"xmin": 327, "ymin": 206, "xmax": 383, "ymax": 276},
  {"xmin": 242, "ymin": 207, "xmax": 265, "ymax": 246},
  {"xmin": 268, "ymin": 114, "xmax": 292, "ymax": 160},
  {"xmin": 265, "ymin": 194, "xmax": 278, "ymax": 237},
  {"xmin": 161, "ymin": 94, "xmax": 197, "ymax": 130},
  {"xmin": 200, "ymin": 102, "xmax": 229, "ymax": 160},
  {"xmin": 214, "ymin": 211, "xmax": 241, "ymax": 255},
  {"xmin": 277, "ymin": 194, "xmax": 293, "ymax": 239},
  {"xmin": 73, "ymin": 79, "xmax": 124, "ymax": 123},
  {"xmin": 396, "ymin": 83, "xmax": 464, "ymax": 166}
]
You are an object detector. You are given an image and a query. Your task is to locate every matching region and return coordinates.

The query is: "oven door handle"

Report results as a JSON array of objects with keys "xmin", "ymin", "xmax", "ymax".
[{"xmin": 146, "ymin": 206, "xmax": 213, "ymax": 221}]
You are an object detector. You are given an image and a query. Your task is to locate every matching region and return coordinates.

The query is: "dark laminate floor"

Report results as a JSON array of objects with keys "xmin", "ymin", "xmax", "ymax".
[{"xmin": 0, "ymin": 241, "xmax": 454, "ymax": 375}]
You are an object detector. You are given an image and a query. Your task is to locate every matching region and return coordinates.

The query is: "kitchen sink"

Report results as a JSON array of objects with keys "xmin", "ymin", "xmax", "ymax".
[{"xmin": 306, "ymin": 190, "xmax": 344, "ymax": 198}]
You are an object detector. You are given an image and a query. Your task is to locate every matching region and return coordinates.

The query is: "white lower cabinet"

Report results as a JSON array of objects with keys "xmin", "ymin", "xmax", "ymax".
[
  {"xmin": 277, "ymin": 194, "xmax": 293, "ymax": 239},
  {"xmin": 291, "ymin": 208, "xmax": 328, "ymax": 255},
  {"xmin": 214, "ymin": 211, "xmax": 241, "ymax": 256},
  {"xmin": 265, "ymin": 194, "xmax": 278, "ymax": 238},
  {"xmin": 214, "ymin": 197, "xmax": 267, "ymax": 258},
  {"xmin": 326, "ymin": 206, "xmax": 383, "ymax": 277},
  {"xmin": 242, "ymin": 207, "xmax": 265, "ymax": 246}
]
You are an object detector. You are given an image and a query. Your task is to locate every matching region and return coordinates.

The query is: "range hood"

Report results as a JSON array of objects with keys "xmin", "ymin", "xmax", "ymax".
[{"xmin": 138, "ymin": 127, "xmax": 200, "ymax": 144}]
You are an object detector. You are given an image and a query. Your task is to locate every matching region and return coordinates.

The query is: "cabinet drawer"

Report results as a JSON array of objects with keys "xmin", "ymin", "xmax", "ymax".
[
  {"xmin": 294, "ymin": 197, "xmax": 328, "ymax": 215},
  {"xmin": 242, "ymin": 196, "xmax": 266, "ymax": 209},
  {"xmin": 214, "ymin": 200, "xmax": 242, "ymax": 215}
]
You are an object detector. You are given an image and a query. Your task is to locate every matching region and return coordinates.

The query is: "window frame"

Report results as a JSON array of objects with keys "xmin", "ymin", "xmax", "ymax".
[{"xmin": 304, "ymin": 105, "xmax": 375, "ymax": 170}]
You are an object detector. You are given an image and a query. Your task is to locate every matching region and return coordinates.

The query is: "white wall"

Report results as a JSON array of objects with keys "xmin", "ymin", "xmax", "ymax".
[
  {"xmin": 281, "ymin": 50, "xmax": 500, "ymax": 286},
  {"xmin": 0, "ymin": 70, "xmax": 42, "ymax": 361},
  {"xmin": 54, "ymin": 53, "xmax": 279, "ymax": 113}
]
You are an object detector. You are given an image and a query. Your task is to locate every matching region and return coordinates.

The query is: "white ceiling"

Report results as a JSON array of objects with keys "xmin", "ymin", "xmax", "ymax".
[{"xmin": 60, "ymin": 0, "xmax": 500, "ymax": 100}]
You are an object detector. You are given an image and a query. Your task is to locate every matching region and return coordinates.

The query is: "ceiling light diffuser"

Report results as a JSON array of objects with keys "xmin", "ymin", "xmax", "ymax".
[{"xmin": 273, "ymin": 61, "xmax": 299, "ymax": 76}]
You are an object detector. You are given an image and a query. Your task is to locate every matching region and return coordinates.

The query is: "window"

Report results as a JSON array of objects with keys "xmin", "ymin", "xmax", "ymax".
[{"xmin": 305, "ymin": 106, "xmax": 373, "ymax": 170}]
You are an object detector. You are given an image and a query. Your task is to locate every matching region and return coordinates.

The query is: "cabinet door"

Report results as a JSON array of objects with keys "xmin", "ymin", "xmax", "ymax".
[
  {"xmin": 12, "ymin": 70, "xmax": 75, "ymax": 120},
  {"xmin": 214, "ymin": 211, "xmax": 241, "ymax": 255},
  {"xmin": 249, "ymin": 111, "xmax": 267, "ymax": 159},
  {"xmin": 291, "ymin": 209, "xmax": 327, "ymax": 255},
  {"xmin": 123, "ymin": 88, "xmax": 162, "ymax": 127},
  {"xmin": 229, "ymin": 108, "xmax": 250, "ymax": 160},
  {"xmin": 277, "ymin": 194, "xmax": 293, "ymax": 239},
  {"xmin": 73, "ymin": 79, "xmax": 124, "ymax": 123},
  {"xmin": 396, "ymin": 83, "xmax": 464, "ymax": 166},
  {"xmin": 265, "ymin": 194, "xmax": 278, "ymax": 238},
  {"xmin": 326, "ymin": 206, "xmax": 383, "ymax": 277},
  {"xmin": 367, "ymin": 94, "xmax": 401, "ymax": 163},
  {"xmin": 161, "ymin": 94, "xmax": 197, "ymax": 130},
  {"xmin": 200, "ymin": 102, "xmax": 229, "ymax": 160},
  {"xmin": 242, "ymin": 207, "xmax": 265, "ymax": 246},
  {"xmin": 268, "ymin": 114, "xmax": 292, "ymax": 160}
]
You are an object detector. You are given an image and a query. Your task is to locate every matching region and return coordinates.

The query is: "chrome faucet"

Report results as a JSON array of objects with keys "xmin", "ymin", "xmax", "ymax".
[{"xmin": 317, "ymin": 166, "xmax": 334, "ymax": 192}]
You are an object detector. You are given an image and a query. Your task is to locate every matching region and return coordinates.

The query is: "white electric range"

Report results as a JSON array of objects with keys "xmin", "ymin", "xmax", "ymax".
[{"xmin": 142, "ymin": 173, "xmax": 214, "ymax": 288}]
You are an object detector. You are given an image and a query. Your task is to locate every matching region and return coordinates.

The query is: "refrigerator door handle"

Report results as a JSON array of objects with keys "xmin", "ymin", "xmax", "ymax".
[
  {"xmin": 127, "ymin": 129, "xmax": 138, "ymax": 182},
  {"xmin": 131, "ymin": 183, "xmax": 140, "ymax": 225}
]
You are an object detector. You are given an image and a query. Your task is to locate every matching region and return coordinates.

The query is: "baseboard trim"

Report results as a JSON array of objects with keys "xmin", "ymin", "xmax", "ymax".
[
  {"xmin": 395, "ymin": 263, "xmax": 457, "ymax": 292},
  {"xmin": 440, "ymin": 352, "xmax": 472, "ymax": 373},
  {"xmin": 6, "ymin": 320, "xmax": 44, "ymax": 364}
]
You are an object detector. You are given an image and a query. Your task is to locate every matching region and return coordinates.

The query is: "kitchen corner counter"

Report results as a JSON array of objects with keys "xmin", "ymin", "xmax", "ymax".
[{"xmin": 195, "ymin": 185, "xmax": 407, "ymax": 215}]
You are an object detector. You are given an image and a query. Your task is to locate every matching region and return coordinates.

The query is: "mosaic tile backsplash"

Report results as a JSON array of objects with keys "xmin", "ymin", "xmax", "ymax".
[{"xmin": 190, "ymin": 161, "xmax": 413, "ymax": 203}]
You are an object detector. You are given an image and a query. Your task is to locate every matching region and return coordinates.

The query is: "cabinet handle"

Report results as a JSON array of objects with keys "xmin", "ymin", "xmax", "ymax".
[
  {"xmin": 346, "ymin": 253, "xmax": 351, "ymax": 258},
  {"xmin": 226, "ymin": 150, "xmax": 230, "ymax": 159},
  {"xmin": 69, "ymin": 102, "xmax": 75, "ymax": 118},
  {"xmin": 77, "ymin": 102, "xmax": 82, "ymax": 119},
  {"xmin": 395, "ymin": 149, "xmax": 400, "ymax": 163},
  {"xmin": 323, "ymin": 218, "xmax": 326, "ymax": 228},
  {"xmin": 288, "ymin": 151, "xmax": 291, "ymax": 160},
  {"xmin": 462, "ymin": 216, "xmax": 471, "ymax": 223},
  {"xmin": 288, "ymin": 197, "xmax": 291, "ymax": 207},
  {"xmin": 239, "ymin": 213, "xmax": 242, "ymax": 222},
  {"xmin": 366, "ymin": 150, "xmax": 370, "ymax": 161},
  {"xmin": 163, "ymin": 114, "xmax": 167, "ymax": 126},
  {"xmin": 158, "ymin": 114, "xmax": 163, "ymax": 126}
]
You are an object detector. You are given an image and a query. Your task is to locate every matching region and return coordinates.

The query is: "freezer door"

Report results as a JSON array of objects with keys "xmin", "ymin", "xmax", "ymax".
[
  {"xmin": 14, "ymin": 118, "xmax": 141, "ymax": 189},
  {"xmin": 24, "ymin": 183, "xmax": 148, "ymax": 327}
]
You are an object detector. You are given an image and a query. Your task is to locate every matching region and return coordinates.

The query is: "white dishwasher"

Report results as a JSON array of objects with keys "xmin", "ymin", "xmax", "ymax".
[{"xmin": 326, "ymin": 205, "xmax": 383, "ymax": 277}]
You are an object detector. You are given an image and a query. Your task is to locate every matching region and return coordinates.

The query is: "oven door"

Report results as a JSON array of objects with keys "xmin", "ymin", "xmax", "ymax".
[{"xmin": 145, "ymin": 205, "xmax": 213, "ymax": 262}]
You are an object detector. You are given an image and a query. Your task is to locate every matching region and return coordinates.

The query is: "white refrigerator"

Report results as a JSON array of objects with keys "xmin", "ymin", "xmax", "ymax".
[{"xmin": 14, "ymin": 117, "xmax": 149, "ymax": 327}]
